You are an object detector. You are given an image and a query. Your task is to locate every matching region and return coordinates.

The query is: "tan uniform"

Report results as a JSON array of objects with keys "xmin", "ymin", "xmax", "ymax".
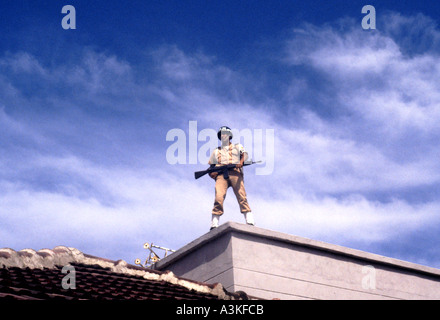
[{"xmin": 209, "ymin": 143, "xmax": 251, "ymax": 216}]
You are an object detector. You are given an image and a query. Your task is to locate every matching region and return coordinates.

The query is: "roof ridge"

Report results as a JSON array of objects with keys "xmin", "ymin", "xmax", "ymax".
[{"xmin": 0, "ymin": 246, "xmax": 242, "ymax": 300}]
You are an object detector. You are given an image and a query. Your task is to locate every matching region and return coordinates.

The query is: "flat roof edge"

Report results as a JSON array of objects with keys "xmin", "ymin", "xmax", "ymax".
[{"xmin": 155, "ymin": 221, "xmax": 440, "ymax": 278}]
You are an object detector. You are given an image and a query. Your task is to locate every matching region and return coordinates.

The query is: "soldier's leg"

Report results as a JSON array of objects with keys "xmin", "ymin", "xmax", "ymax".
[
  {"xmin": 229, "ymin": 172, "xmax": 253, "ymax": 225},
  {"xmin": 211, "ymin": 174, "xmax": 229, "ymax": 228}
]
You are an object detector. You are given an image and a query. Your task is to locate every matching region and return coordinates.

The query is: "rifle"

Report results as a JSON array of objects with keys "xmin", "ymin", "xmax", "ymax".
[{"xmin": 194, "ymin": 161, "xmax": 261, "ymax": 180}]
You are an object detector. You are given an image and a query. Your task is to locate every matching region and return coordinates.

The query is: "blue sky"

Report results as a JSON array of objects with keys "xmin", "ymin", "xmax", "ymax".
[{"xmin": 1, "ymin": 0, "xmax": 440, "ymax": 270}]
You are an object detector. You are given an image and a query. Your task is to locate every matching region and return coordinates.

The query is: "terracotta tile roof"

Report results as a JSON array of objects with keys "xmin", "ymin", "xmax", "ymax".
[{"xmin": 0, "ymin": 246, "xmax": 248, "ymax": 300}]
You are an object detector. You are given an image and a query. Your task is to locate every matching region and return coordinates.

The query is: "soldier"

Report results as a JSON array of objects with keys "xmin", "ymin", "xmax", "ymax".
[{"xmin": 208, "ymin": 126, "xmax": 254, "ymax": 230}]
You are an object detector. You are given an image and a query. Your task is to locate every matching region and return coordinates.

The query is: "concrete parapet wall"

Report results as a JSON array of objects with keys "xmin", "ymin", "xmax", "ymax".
[{"xmin": 155, "ymin": 222, "xmax": 440, "ymax": 300}]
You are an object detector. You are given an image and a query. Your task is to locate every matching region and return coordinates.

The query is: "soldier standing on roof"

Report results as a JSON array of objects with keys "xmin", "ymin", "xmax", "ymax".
[{"xmin": 208, "ymin": 126, "xmax": 254, "ymax": 230}]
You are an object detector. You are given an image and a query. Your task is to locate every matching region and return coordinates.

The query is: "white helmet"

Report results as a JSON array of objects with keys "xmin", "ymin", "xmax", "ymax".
[{"xmin": 217, "ymin": 126, "xmax": 233, "ymax": 140}]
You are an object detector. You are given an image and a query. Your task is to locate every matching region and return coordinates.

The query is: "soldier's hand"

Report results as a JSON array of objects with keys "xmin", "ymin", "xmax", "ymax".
[{"xmin": 209, "ymin": 172, "xmax": 218, "ymax": 179}]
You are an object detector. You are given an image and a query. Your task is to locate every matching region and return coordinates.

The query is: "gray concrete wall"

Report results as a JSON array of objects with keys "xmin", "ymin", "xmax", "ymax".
[
  {"xmin": 158, "ymin": 231, "xmax": 235, "ymax": 289},
  {"xmin": 154, "ymin": 222, "xmax": 440, "ymax": 300}
]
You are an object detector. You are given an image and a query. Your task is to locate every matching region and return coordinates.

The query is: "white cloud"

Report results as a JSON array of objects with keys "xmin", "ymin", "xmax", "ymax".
[
  {"xmin": 0, "ymin": 52, "xmax": 48, "ymax": 75},
  {"xmin": 254, "ymin": 192, "xmax": 440, "ymax": 245},
  {"xmin": 275, "ymin": 13, "xmax": 440, "ymax": 194},
  {"xmin": 382, "ymin": 12, "xmax": 440, "ymax": 55},
  {"xmin": 286, "ymin": 16, "xmax": 440, "ymax": 134},
  {"xmin": 67, "ymin": 50, "xmax": 133, "ymax": 94},
  {"xmin": 0, "ymin": 155, "xmax": 214, "ymax": 261},
  {"xmin": 271, "ymin": 125, "xmax": 440, "ymax": 194},
  {"xmin": 288, "ymin": 25, "xmax": 401, "ymax": 75}
]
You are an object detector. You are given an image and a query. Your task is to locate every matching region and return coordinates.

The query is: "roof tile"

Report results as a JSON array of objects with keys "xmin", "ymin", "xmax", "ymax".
[{"xmin": 0, "ymin": 246, "xmax": 248, "ymax": 300}]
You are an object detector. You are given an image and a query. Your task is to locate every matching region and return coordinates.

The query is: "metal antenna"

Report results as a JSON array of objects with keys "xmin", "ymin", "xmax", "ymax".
[{"xmin": 135, "ymin": 242, "xmax": 176, "ymax": 268}]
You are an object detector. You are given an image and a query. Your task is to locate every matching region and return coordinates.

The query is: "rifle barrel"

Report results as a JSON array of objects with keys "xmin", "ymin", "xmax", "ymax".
[{"xmin": 194, "ymin": 161, "xmax": 261, "ymax": 179}]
